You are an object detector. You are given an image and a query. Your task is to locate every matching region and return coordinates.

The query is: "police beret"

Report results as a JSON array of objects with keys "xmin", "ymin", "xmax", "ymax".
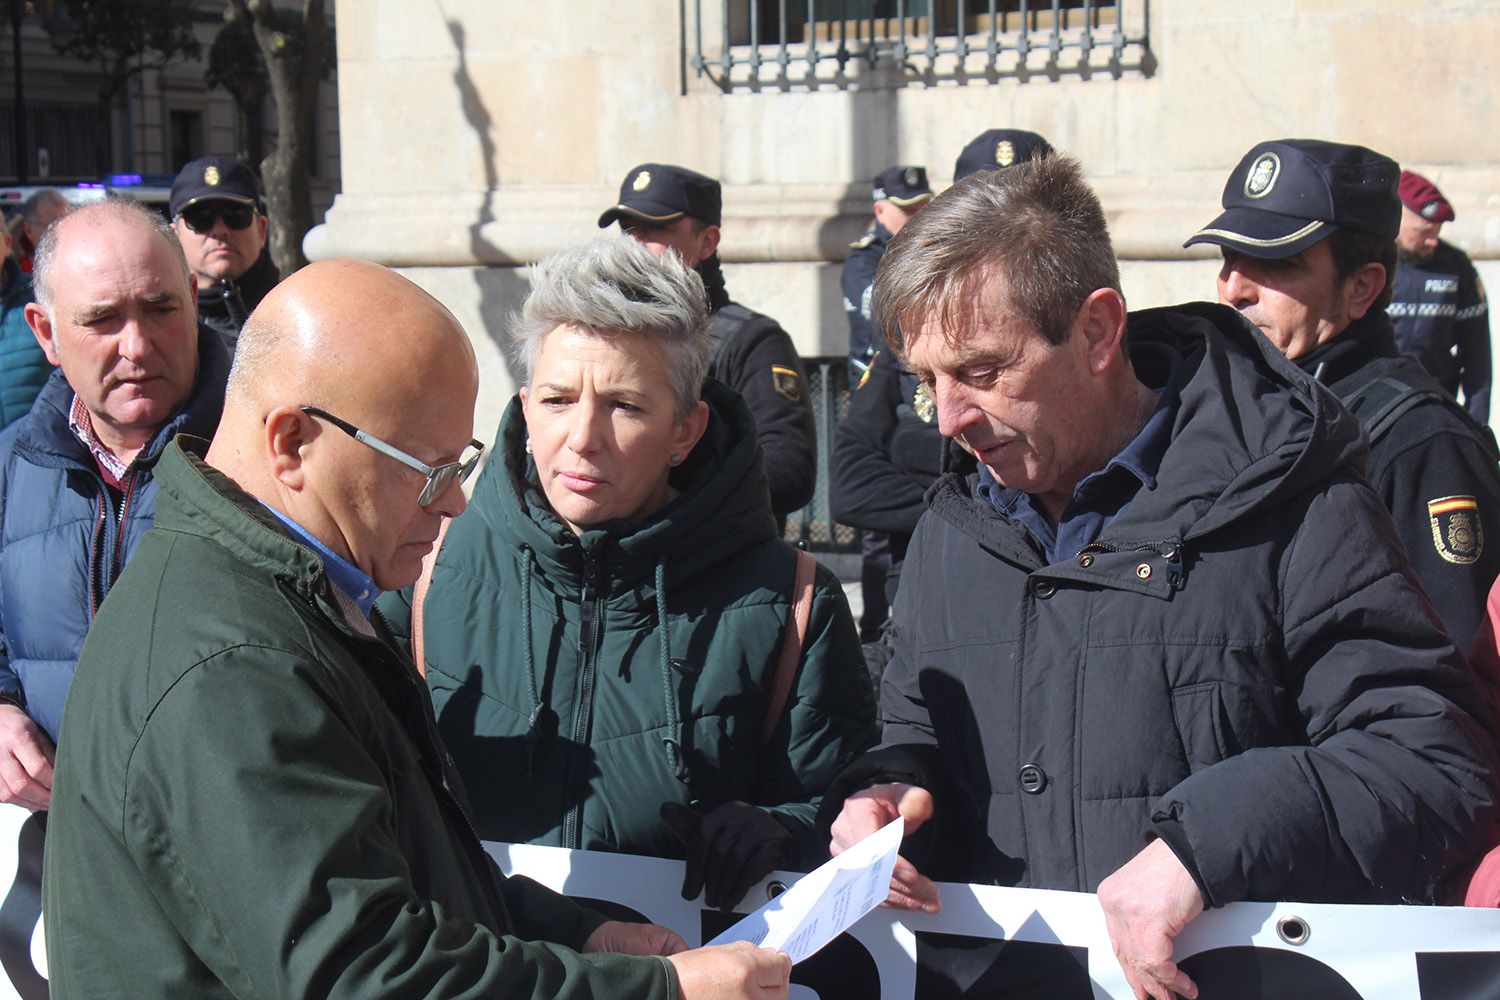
[
  {"xmin": 1398, "ymin": 170, "xmax": 1455, "ymax": 224},
  {"xmin": 598, "ymin": 163, "xmax": 722, "ymax": 229},
  {"xmin": 1185, "ymin": 139, "xmax": 1400, "ymax": 259}
]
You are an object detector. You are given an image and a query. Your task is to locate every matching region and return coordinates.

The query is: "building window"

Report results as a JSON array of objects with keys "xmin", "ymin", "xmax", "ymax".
[
  {"xmin": 0, "ymin": 104, "xmax": 104, "ymax": 181},
  {"xmin": 169, "ymin": 110, "xmax": 204, "ymax": 173},
  {"xmin": 694, "ymin": 0, "xmax": 1149, "ymax": 89}
]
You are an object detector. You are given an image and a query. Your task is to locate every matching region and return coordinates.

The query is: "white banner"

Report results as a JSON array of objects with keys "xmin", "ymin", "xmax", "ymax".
[
  {"xmin": 492, "ymin": 841, "xmax": 1500, "ymax": 1000},
  {"xmin": 0, "ymin": 796, "xmax": 1496, "ymax": 999}
]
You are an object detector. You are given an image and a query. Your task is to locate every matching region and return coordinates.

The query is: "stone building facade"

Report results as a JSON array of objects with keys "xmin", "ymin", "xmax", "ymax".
[{"xmin": 308, "ymin": 1, "xmax": 1500, "ymax": 438}]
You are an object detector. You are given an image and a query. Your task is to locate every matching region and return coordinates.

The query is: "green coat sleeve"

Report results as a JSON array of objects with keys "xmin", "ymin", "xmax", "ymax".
[{"xmin": 121, "ymin": 648, "xmax": 677, "ymax": 1000}]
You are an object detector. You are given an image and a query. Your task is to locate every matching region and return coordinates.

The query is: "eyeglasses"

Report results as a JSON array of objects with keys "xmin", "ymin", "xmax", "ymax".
[
  {"xmin": 178, "ymin": 203, "xmax": 257, "ymax": 234},
  {"xmin": 300, "ymin": 406, "xmax": 484, "ymax": 507}
]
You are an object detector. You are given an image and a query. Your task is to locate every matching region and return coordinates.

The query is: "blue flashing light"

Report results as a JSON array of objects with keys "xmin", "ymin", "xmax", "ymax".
[
  {"xmin": 75, "ymin": 182, "xmax": 104, "ymax": 189},
  {"xmin": 105, "ymin": 173, "xmax": 143, "ymax": 186}
]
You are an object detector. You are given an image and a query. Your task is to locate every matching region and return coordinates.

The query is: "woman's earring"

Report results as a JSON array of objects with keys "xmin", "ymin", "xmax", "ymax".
[
  {"xmin": 525, "ymin": 437, "xmax": 533, "ymax": 454},
  {"xmin": 669, "ymin": 453, "xmax": 683, "ymax": 466}
]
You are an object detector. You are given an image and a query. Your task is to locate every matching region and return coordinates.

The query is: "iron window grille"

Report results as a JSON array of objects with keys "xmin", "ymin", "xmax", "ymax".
[{"xmin": 692, "ymin": 0, "xmax": 1150, "ymax": 90}]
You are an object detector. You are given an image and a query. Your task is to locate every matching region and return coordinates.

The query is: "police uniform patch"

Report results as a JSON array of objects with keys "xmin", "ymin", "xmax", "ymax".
[
  {"xmin": 204, "ymin": 165, "xmax": 221, "ymax": 186},
  {"xmin": 857, "ymin": 352, "xmax": 877, "ymax": 390},
  {"xmin": 771, "ymin": 365, "xmax": 802, "ymax": 402},
  {"xmin": 1244, "ymin": 153, "xmax": 1280, "ymax": 199},
  {"xmin": 903, "ymin": 167, "xmax": 920, "ymax": 187},
  {"xmin": 632, "ymin": 169, "xmax": 652, "ymax": 192},
  {"xmin": 913, "ymin": 382, "xmax": 935, "ymax": 423},
  {"xmin": 996, "ymin": 140, "xmax": 1016, "ymax": 168},
  {"xmin": 1428, "ymin": 495, "xmax": 1484, "ymax": 564}
]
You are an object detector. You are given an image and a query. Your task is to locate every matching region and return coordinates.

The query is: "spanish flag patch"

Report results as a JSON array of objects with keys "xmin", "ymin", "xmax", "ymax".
[{"xmin": 1427, "ymin": 495, "xmax": 1483, "ymax": 564}]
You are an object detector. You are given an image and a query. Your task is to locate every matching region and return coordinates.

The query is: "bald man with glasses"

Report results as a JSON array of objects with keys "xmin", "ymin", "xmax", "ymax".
[{"xmin": 43, "ymin": 258, "xmax": 791, "ymax": 1000}]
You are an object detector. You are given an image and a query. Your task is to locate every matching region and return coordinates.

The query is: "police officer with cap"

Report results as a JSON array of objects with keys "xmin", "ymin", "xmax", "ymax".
[
  {"xmin": 953, "ymin": 128, "xmax": 1054, "ymax": 181},
  {"xmin": 170, "ymin": 155, "xmax": 280, "ymax": 345},
  {"xmin": 599, "ymin": 163, "xmax": 816, "ymax": 526},
  {"xmin": 842, "ymin": 166, "xmax": 932, "ymax": 386},
  {"xmin": 1388, "ymin": 170, "xmax": 1491, "ymax": 423},
  {"xmin": 1188, "ymin": 138, "xmax": 1500, "ymax": 650}
]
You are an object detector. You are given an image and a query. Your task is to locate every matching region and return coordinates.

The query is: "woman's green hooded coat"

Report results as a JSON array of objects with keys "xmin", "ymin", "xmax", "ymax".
[{"xmin": 383, "ymin": 380, "xmax": 877, "ymax": 868}]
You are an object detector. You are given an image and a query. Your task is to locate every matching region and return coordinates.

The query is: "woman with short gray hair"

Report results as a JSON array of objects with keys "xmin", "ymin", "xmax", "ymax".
[{"xmin": 384, "ymin": 236, "xmax": 875, "ymax": 912}]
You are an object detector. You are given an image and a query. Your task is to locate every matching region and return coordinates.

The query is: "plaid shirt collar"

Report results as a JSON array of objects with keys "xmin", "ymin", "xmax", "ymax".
[{"xmin": 67, "ymin": 394, "xmax": 132, "ymax": 487}]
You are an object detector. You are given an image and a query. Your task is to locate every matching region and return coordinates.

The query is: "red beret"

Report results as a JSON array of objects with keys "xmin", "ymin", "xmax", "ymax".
[{"xmin": 1399, "ymin": 170, "xmax": 1455, "ymax": 223}]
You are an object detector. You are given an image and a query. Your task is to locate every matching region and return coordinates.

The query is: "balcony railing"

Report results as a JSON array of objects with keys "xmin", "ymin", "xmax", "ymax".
[{"xmin": 692, "ymin": 0, "xmax": 1150, "ymax": 90}]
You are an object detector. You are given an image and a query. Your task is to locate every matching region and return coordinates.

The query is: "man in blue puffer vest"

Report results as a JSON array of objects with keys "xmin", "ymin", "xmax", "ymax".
[{"xmin": 0, "ymin": 198, "xmax": 229, "ymax": 809}]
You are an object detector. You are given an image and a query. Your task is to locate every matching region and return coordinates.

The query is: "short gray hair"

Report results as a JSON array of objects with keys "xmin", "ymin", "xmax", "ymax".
[
  {"xmin": 21, "ymin": 188, "xmax": 68, "ymax": 224},
  {"xmin": 32, "ymin": 198, "xmax": 191, "ymax": 315},
  {"xmin": 512, "ymin": 236, "xmax": 711, "ymax": 420},
  {"xmin": 874, "ymin": 154, "xmax": 1121, "ymax": 352}
]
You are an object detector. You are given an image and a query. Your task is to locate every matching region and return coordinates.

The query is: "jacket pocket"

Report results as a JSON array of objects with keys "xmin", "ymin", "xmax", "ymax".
[{"xmin": 1170, "ymin": 681, "xmax": 1230, "ymax": 772}]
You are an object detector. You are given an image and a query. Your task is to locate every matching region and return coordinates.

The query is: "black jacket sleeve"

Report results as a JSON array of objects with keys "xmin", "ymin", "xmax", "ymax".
[
  {"xmin": 719, "ymin": 315, "xmax": 817, "ymax": 519},
  {"xmin": 1456, "ymin": 263, "xmax": 1491, "ymax": 423},
  {"xmin": 1153, "ymin": 476, "xmax": 1500, "ymax": 907},
  {"xmin": 841, "ymin": 244, "xmax": 882, "ymax": 374},
  {"xmin": 1366, "ymin": 402, "xmax": 1500, "ymax": 652},
  {"xmin": 829, "ymin": 357, "xmax": 942, "ymax": 535}
]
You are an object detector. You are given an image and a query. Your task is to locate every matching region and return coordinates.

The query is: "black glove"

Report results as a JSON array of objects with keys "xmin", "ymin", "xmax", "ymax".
[{"xmin": 660, "ymin": 800, "xmax": 794, "ymax": 910}]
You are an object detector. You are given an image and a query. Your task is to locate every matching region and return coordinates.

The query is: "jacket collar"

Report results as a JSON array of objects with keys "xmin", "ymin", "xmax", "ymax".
[
  {"xmin": 1292, "ymin": 309, "xmax": 1400, "ymax": 388},
  {"xmin": 152, "ymin": 436, "xmax": 334, "ymax": 608}
]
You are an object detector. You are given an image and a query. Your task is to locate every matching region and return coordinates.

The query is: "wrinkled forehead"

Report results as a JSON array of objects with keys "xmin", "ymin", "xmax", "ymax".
[{"xmin": 899, "ymin": 267, "xmax": 1032, "ymax": 357}]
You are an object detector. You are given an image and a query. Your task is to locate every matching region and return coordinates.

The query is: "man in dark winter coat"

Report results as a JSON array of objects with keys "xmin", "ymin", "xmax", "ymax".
[
  {"xmin": 834, "ymin": 133, "xmax": 1055, "ymax": 639},
  {"xmin": 170, "ymin": 154, "xmax": 281, "ymax": 345},
  {"xmin": 821, "ymin": 156, "xmax": 1499, "ymax": 1000},
  {"xmin": 0, "ymin": 198, "xmax": 229, "ymax": 810},
  {"xmin": 45, "ymin": 258, "xmax": 790, "ymax": 1000},
  {"xmin": 1188, "ymin": 139, "xmax": 1500, "ymax": 652},
  {"xmin": 1386, "ymin": 169, "xmax": 1490, "ymax": 423},
  {"xmin": 600, "ymin": 163, "xmax": 816, "ymax": 524}
]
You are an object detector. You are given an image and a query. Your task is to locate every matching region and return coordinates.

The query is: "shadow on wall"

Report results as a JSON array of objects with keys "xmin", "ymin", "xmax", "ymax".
[
  {"xmin": 814, "ymin": 80, "xmax": 903, "ymax": 362},
  {"xmin": 440, "ymin": 2, "xmax": 527, "ymax": 403}
]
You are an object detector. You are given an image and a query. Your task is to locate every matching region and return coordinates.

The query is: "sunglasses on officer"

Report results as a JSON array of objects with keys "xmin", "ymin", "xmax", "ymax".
[
  {"xmin": 300, "ymin": 406, "xmax": 485, "ymax": 507},
  {"xmin": 177, "ymin": 202, "xmax": 257, "ymax": 234}
]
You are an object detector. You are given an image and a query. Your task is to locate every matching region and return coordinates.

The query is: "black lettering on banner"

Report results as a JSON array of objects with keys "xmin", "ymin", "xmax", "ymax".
[
  {"xmin": 1177, "ymin": 946, "xmax": 1363, "ymax": 1000},
  {"xmin": 912, "ymin": 931, "xmax": 1091, "ymax": 1000},
  {"xmin": 699, "ymin": 911, "xmax": 882, "ymax": 999},
  {"xmin": 0, "ymin": 812, "xmax": 46, "ymax": 999},
  {"xmin": 1414, "ymin": 951, "xmax": 1500, "ymax": 1000}
]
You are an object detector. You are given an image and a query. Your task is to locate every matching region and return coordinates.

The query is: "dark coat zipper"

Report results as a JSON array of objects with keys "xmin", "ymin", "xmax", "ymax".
[
  {"xmin": 563, "ymin": 551, "xmax": 604, "ymax": 850},
  {"xmin": 88, "ymin": 468, "xmax": 137, "ymax": 615},
  {"xmin": 1075, "ymin": 538, "xmax": 1184, "ymax": 589}
]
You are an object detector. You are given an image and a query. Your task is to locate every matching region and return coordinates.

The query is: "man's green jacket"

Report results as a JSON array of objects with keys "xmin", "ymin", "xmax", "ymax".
[{"xmin": 44, "ymin": 439, "xmax": 677, "ymax": 999}]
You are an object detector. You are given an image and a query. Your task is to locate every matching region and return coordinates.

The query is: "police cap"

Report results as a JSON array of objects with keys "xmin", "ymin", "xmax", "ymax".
[
  {"xmin": 873, "ymin": 165, "xmax": 933, "ymax": 207},
  {"xmin": 169, "ymin": 155, "xmax": 262, "ymax": 217},
  {"xmin": 598, "ymin": 164, "xmax": 722, "ymax": 229},
  {"xmin": 1185, "ymin": 139, "xmax": 1400, "ymax": 259},
  {"xmin": 953, "ymin": 129, "xmax": 1054, "ymax": 181}
]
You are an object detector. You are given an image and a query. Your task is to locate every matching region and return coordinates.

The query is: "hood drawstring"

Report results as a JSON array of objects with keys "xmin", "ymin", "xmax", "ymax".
[
  {"xmin": 656, "ymin": 560, "xmax": 691, "ymax": 789},
  {"xmin": 519, "ymin": 546, "xmax": 545, "ymax": 779}
]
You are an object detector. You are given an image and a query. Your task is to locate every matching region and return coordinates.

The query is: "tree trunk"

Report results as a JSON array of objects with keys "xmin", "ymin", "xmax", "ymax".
[{"xmin": 247, "ymin": 0, "xmax": 326, "ymax": 276}]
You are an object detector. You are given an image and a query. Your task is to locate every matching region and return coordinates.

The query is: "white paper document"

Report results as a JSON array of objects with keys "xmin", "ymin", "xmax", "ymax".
[{"xmin": 707, "ymin": 816, "xmax": 903, "ymax": 963}]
